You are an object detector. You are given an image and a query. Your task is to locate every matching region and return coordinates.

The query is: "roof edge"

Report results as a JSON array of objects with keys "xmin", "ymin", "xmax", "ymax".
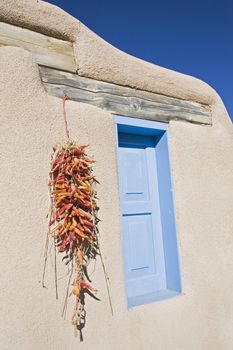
[{"xmin": 0, "ymin": 0, "xmax": 226, "ymax": 109}]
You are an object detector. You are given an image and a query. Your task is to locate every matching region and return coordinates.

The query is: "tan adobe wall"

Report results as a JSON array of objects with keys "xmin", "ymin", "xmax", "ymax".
[{"xmin": 0, "ymin": 1, "xmax": 233, "ymax": 349}]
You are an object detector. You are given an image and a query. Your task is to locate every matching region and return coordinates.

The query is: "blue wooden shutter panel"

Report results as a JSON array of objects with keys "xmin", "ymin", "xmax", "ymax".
[{"xmin": 115, "ymin": 116, "xmax": 181, "ymax": 308}]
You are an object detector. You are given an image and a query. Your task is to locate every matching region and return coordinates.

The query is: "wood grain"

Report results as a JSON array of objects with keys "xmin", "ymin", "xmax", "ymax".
[{"xmin": 40, "ymin": 67, "xmax": 211, "ymax": 125}]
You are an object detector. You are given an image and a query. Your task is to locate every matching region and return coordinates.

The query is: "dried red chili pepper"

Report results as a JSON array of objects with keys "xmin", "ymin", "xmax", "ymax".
[{"xmin": 48, "ymin": 140, "xmax": 99, "ymax": 340}]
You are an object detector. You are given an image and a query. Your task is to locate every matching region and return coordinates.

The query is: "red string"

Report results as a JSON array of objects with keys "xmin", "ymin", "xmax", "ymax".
[{"xmin": 62, "ymin": 95, "xmax": 70, "ymax": 139}]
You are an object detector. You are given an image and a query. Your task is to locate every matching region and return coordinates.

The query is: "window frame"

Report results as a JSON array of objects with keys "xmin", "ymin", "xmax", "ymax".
[{"xmin": 114, "ymin": 115, "xmax": 182, "ymax": 308}]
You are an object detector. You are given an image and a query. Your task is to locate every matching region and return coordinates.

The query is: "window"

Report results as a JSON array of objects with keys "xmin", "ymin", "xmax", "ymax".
[{"xmin": 115, "ymin": 116, "xmax": 181, "ymax": 308}]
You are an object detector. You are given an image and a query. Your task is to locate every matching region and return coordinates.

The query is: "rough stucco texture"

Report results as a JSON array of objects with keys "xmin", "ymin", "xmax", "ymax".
[
  {"xmin": 0, "ymin": 0, "xmax": 80, "ymax": 41},
  {"xmin": 0, "ymin": 45, "xmax": 233, "ymax": 350}
]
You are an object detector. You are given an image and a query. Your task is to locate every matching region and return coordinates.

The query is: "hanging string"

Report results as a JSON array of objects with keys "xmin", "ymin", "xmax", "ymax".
[{"xmin": 62, "ymin": 95, "xmax": 70, "ymax": 139}]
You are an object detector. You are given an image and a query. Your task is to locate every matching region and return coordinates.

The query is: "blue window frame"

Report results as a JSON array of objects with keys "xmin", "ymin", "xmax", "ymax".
[{"xmin": 115, "ymin": 115, "xmax": 181, "ymax": 308}]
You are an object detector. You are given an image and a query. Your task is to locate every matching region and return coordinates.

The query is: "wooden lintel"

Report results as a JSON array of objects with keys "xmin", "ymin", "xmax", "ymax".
[{"xmin": 40, "ymin": 66, "xmax": 212, "ymax": 125}]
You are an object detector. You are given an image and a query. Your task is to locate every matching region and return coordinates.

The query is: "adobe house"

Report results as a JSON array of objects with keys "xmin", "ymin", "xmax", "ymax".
[{"xmin": 0, "ymin": 1, "xmax": 233, "ymax": 349}]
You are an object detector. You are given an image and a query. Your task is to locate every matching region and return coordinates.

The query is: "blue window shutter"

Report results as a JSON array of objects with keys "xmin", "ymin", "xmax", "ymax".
[{"xmin": 115, "ymin": 116, "xmax": 181, "ymax": 308}]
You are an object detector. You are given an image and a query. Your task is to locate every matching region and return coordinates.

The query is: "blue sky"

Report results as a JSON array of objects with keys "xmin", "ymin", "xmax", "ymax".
[{"xmin": 47, "ymin": 0, "xmax": 233, "ymax": 121}]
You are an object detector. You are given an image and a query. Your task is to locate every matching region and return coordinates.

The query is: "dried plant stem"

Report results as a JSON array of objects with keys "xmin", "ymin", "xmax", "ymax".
[
  {"xmin": 62, "ymin": 260, "xmax": 74, "ymax": 319},
  {"xmin": 42, "ymin": 232, "xmax": 49, "ymax": 288},
  {"xmin": 97, "ymin": 238, "xmax": 114, "ymax": 316},
  {"xmin": 91, "ymin": 206, "xmax": 113, "ymax": 316},
  {"xmin": 54, "ymin": 236, "xmax": 58, "ymax": 299}
]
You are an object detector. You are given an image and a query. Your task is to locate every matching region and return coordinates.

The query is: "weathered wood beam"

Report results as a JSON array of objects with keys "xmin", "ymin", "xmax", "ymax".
[
  {"xmin": 0, "ymin": 22, "xmax": 77, "ymax": 72},
  {"xmin": 40, "ymin": 67, "xmax": 212, "ymax": 125},
  {"xmin": 0, "ymin": 22, "xmax": 211, "ymax": 124}
]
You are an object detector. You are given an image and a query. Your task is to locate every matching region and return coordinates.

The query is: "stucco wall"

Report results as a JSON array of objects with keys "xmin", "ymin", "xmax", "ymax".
[
  {"xmin": 0, "ymin": 44, "xmax": 233, "ymax": 350},
  {"xmin": 0, "ymin": 2, "xmax": 233, "ymax": 350}
]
